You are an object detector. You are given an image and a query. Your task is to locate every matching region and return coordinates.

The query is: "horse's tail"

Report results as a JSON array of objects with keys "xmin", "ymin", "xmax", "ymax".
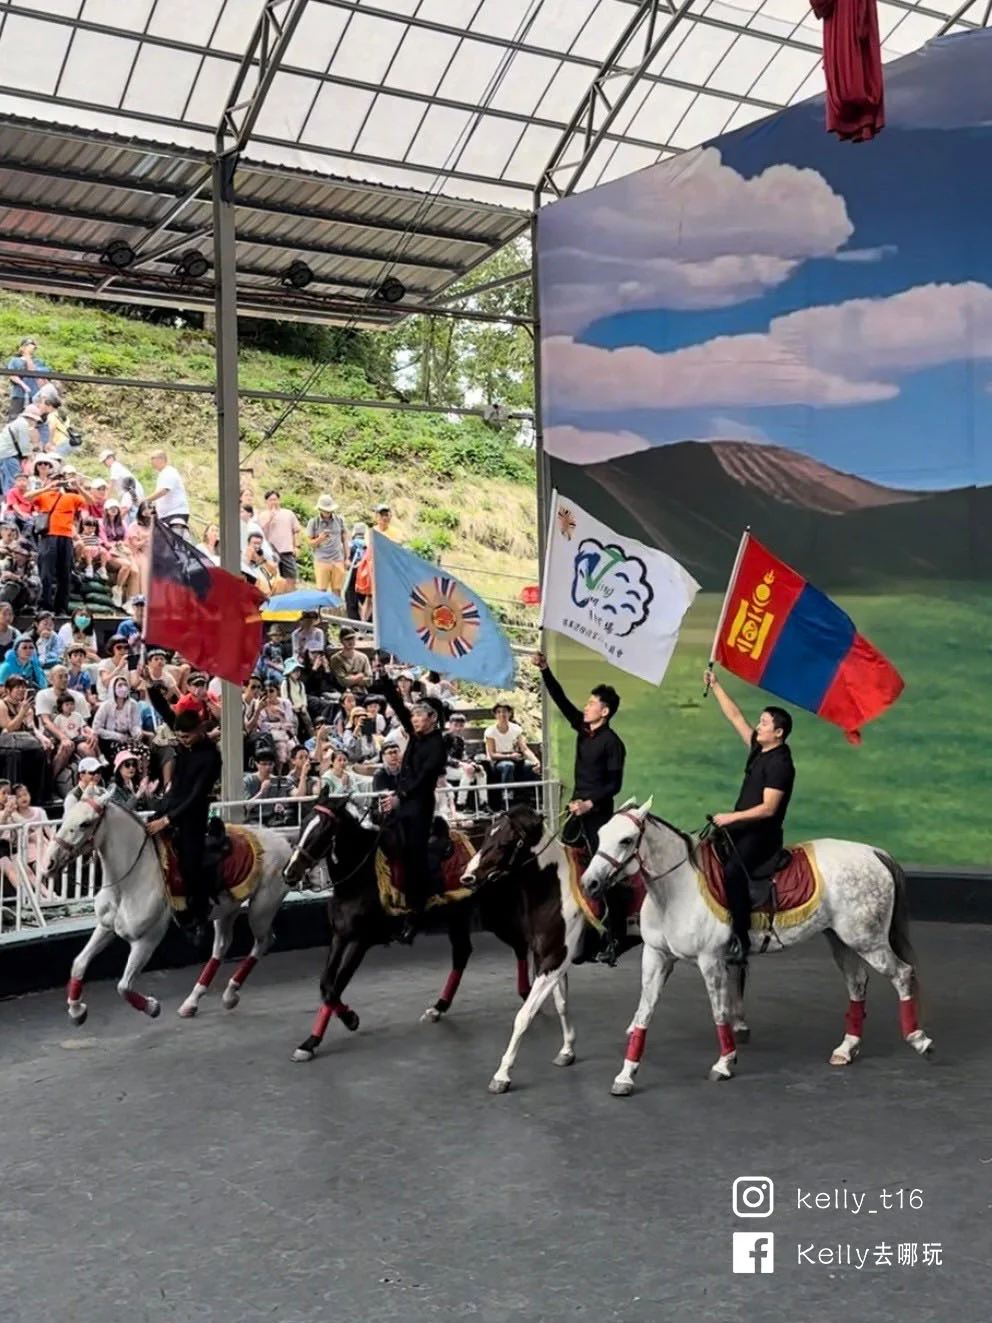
[{"xmin": 876, "ymin": 849, "xmax": 921, "ymax": 1009}]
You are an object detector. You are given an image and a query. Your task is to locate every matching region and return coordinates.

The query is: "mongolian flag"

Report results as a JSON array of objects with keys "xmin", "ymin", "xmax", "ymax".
[
  {"xmin": 146, "ymin": 520, "xmax": 264, "ymax": 685},
  {"xmin": 370, "ymin": 531, "xmax": 514, "ymax": 689},
  {"xmin": 712, "ymin": 532, "xmax": 904, "ymax": 743}
]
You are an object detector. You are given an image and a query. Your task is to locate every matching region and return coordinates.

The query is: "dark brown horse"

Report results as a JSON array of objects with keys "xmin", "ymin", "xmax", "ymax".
[{"xmin": 284, "ymin": 792, "xmax": 541, "ymax": 1062}]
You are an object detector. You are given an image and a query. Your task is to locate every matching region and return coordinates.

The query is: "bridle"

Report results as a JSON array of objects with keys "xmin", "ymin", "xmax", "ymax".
[
  {"xmin": 478, "ymin": 811, "xmax": 540, "ymax": 881},
  {"xmin": 589, "ymin": 810, "xmax": 692, "ymax": 889},
  {"xmin": 287, "ymin": 799, "xmax": 378, "ymax": 885},
  {"xmin": 49, "ymin": 799, "xmax": 153, "ymax": 886}
]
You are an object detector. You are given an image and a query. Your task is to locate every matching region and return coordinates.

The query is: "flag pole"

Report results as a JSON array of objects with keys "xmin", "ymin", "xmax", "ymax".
[
  {"xmin": 705, "ymin": 526, "xmax": 750, "ymax": 697},
  {"xmin": 538, "ymin": 488, "xmax": 558, "ymax": 648},
  {"xmin": 370, "ymin": 529, "xmax": 381, "ymax": 654}
]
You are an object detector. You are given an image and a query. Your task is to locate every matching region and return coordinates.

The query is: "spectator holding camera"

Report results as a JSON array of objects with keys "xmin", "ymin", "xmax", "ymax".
[
  {"xmin": 26, "ymin": 470, "xmax": 87, "ymax": 615},
  {"xmin": 0, "ymin": 675, "xmax": 50, "ymax": 803}
]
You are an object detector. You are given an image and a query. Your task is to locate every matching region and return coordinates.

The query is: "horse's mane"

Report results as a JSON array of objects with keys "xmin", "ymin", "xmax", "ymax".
[{"xmin": 646, "ymin": 812, "xmax": 702, "ymax": 867}]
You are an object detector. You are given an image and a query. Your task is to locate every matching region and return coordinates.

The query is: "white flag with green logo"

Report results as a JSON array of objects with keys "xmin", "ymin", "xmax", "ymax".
[{"xmin": 541, "ymin": 489, "xmax": 700, "ymax": 685}]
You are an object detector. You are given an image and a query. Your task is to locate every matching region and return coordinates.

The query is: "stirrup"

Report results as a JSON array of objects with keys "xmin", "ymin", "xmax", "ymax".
[
  {"xmin": 724, "ymin": 934, "xmax": 749, "ymax": 967},
  {"xmin": 594, "ymin": 937, "xmax": 619, "ymax": 968}
]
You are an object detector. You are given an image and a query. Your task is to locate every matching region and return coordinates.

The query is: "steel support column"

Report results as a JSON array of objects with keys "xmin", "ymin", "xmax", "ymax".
[
  {"xmin": 212, "ymin": 153, "xmax": 246, "ymax": 812},
  {"xmin": 530, "ymin": 210, "xmax": 553, "ymax": 779}
]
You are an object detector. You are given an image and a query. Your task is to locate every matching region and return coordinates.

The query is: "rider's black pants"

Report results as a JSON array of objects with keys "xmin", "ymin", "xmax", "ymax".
[{"xmin": 723, "ymin": 826, "xmax": 779, "ymax": 954}]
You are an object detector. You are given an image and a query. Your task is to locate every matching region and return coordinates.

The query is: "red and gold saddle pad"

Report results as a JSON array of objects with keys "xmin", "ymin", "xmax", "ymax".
[
  {"xmin": 695, "ymin": 839, "xmax": 822, "ymax": 929},
  {"xmin": 376, "ymin": 831, "xmax": 476, "ymax": 917},
  {"xmin": 564, "ymin": 844, "xmax": 646, "ymax": 935},
  {"xmin": 156, "ymin": 826, "xmax": 262, "ymax": 914}
]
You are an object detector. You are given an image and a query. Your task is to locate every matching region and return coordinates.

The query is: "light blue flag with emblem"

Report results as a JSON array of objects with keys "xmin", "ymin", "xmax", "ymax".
[{"xmin": 370, "ymin": 531, "xmax": 515, "ymax": 689}]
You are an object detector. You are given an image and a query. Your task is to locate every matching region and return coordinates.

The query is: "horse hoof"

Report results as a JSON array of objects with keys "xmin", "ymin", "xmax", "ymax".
[
  {"xmin": 292, "ymin": 1047, "xmax": 315, "ymax": 1063},
  {"xmin": 908, "ymin": 1031, "xmax": 934, "ymax": 1058},
  {"xmin": 177, "ymin": 1002, "xmax": 198, "ymax": 1019},
  {"xmin": 734, "ymin": 1025, "xmax": 750, "ymax": 1044},
  {"xmin": 488, "ymin": 1077, "xmax": 511, "ymax": 1094},
  {"xmin": 708, "ymin": 1060, "xmax": 735, "ymax": 1081},
  {"xmin": 68, "ymin": 1005, "xmax": 88, "ymax": 1027},
  {"xmin": 610, "ymin": 1079, "xmax": 634, "ymax": 1097},
  {"xmin": 553, "ymin": 1050, "xmax": 575, "ymax": 1068},
  {"xmin": 829, "ymin": 1052, "xmax": 852, "ymax": 1066},
  {"xmin": 338, "ymin": 1008, "xmax": 360, "ymax": 1033},
  {"xmin": 146, "ymin": 998, "xmax": 161, "ymax": 1020},
  {"xmin": 421, "ymin": 1007, "xmax": 442, "ymax": 1023},
  {"xmin": 221, "ymin": 990, "xmax": 240, "ymax": 1011}
]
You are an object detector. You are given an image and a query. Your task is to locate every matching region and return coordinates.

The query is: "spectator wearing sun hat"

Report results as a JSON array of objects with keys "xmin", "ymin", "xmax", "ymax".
[
  {"xmin": 306, "ymin": 494, "xmax": 348, "ymax": 594},
  {"xmin": 99, "ymin": 447, "xmax": 144, "ymax": 510},
  {"xmin": 6, "ymin": 336, "xmax": 40, "ymax": 422},
  {"xmin": 0, "ymin": 405, "xmax": 42, "ymax": 495}
]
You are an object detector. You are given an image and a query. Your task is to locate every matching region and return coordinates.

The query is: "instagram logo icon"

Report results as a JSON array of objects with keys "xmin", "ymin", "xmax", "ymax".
[{"xmin": 732, "ymin": 1176, "xmax": 774, "ymax": 1218}]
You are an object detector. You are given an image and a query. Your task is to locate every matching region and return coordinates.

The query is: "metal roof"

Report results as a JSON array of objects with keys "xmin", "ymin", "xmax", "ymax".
[{"xmin": 0, "ymin": 0, "xmax": 988, "ymax": 324}]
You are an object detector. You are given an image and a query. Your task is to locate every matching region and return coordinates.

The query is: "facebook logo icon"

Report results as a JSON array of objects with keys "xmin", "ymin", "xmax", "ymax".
[{"xmin": 732, "ymin": 1232, "xmax": 775, "ymax": 1274}]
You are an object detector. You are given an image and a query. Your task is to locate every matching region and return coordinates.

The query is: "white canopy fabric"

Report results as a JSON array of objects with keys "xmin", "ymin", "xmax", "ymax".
[{"xmin": 0, "ymin": 0, "xmax": 986, "ymax": 320}]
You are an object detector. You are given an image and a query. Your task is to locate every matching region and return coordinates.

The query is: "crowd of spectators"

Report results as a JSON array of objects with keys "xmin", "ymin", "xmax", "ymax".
[{"xmin": 1, "ymin": 334, "xmax": 537, "ymax": 914}]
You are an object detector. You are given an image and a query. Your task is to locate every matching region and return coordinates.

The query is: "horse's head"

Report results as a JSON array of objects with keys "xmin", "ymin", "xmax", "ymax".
[
  {"xmin": 43, "ymin": 792, "xmax": 110, "ymax": 885},
  {"xmin": 463, "ymin": 804, "xmax": 544, "ymax": 887},
  {"xmin": 284, "ymin": 788, "xmax": 348, "ymax": 885},
  {"xmin": 582, "ymin": 796, "xmax": 653, "ymax": 898}
]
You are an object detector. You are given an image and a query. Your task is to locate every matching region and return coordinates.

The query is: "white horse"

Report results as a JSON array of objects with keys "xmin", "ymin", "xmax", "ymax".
[
  {"xmin": 580, "ymin": 799, "xmax": 933, "ymax": 1095},
  {"xmin": 44, "ymin": 797, "xmax": 292, "ymax": 1024}
]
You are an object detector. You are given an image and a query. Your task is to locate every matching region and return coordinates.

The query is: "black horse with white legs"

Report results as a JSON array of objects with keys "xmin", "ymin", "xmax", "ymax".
[{"xmin": 284, "ymin": 792, "xmax": 551, "ymax": 1062}]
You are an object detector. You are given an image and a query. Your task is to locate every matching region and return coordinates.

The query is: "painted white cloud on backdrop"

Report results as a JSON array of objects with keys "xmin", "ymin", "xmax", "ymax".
[
  {"xmin": 539, "ymin": 145, "xmax": 854, "ymax": 336},
  {"xmin": 545, "ymin": 282, "xmax": 992, "ymax": 413}
]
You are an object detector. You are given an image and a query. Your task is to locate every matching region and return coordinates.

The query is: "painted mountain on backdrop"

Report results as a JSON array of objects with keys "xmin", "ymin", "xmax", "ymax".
[{"xmin": 548, "ymin": 441, "xmax": 989, "ymax": 591}]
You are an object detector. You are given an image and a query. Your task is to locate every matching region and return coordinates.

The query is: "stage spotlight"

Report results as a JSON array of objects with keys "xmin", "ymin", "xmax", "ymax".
[
  {"xmin": 100, "ymin": 239, "xmax": 136, "ymax": 270},
  {"xmin": 282, "ymin": 260, "xmax": 313, "ymax": 290},
  {"xmin": 374, "ymin": 276, "xmax": 406, "ymax": 304},
  {"xmin": 174, "ymin": 249, "xmax": 209, "ymax": 279}
]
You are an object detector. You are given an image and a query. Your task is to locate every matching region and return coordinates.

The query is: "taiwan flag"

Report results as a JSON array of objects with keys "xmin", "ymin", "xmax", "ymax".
[
  {"xmin": 712, "ymin": 533, "xmax": 904, "ymax": 743},
  {"xmin": 146, "ymin": 520, "xmax": 264, "ymax": 685}
]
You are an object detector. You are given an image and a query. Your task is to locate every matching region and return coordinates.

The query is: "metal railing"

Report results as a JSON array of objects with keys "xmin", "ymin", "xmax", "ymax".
[{"xmin": 0, "ymin": 778, "xmax": 562, "ymax": 938}]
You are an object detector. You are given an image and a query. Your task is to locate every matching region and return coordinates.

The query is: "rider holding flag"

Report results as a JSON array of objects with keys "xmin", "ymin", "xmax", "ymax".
[
  {"xmin": 533, "ymin": 651, "xmax": 627, "ymax": 960},
  {"xmin": 704, "ymin": 667, "xmax": 796, "ymax": 967}
]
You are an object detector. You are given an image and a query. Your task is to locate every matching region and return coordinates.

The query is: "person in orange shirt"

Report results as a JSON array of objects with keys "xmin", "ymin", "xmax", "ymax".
[{"xmin": 27, "ymin": 475, "xmax": 88, "ymax": 615}]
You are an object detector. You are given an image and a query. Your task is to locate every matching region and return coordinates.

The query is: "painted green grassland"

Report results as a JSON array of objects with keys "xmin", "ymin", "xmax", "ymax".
[{"xmin": 548, "ymin": 586, "xmax": 992, "ymax": 869}]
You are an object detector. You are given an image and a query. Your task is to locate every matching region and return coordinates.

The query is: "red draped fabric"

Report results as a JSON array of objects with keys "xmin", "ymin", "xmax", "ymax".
[{"xmin": 810, "ymin": 0, "xmax": 885, "ymax": 142}]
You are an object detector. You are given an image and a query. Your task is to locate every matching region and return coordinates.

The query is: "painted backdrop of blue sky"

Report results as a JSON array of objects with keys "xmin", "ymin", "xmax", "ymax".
[{"xmin": 538, "ymin": 31, "xmax": 992, "ymax": 491}]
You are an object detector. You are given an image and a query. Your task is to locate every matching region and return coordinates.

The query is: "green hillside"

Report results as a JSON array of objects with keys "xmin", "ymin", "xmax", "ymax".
[{"xmin": 0, "ymin": 290, "xmax": 542, "ymax": 718}]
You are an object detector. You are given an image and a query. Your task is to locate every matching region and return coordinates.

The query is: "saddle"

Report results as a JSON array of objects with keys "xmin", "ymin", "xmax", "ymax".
[
  {"xmin": 567, "ymin": 845, "xmax": 646, "ymax": 967},
  {"xmin": 155, "ymin": 823, "xmax": 261, "ymax": 913},
  {"xmin": 696, "ymin": 839, "xmax": 821, "ymax": 932},
  {"xmin": 375, "ymin": 821, "xmax": 476, "ymax": 917}
]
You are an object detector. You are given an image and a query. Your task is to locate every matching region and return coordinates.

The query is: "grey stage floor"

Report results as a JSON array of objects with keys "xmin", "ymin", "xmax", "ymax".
[{"xmin": 2, "ymin": 923, "xmax": 990, "ymax": 1323}]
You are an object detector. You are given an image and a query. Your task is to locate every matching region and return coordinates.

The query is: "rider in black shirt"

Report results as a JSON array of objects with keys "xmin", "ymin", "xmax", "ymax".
[
  {"xmin": 145, "ymin": 708, "xmax": 223, "ymax": 946},
  {"xmin": 533, "ymin": 652, "xmax": 625, "ymax": 848},
  {"xmin": 376, "ymin": 669, "xmax": 447, "ymax": 943},
  {"xmin": 704, "ymin": 667, "xmax": 795, "ymax": 966},
  {"xmin": 534, "ymin": 651, "xmax": 627, "ymax": 961}
]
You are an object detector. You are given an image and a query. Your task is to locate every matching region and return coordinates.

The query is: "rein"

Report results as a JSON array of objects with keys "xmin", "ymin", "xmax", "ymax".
[
  {"xmin": 591, "ymin": 810, "xmax": 694, "ymax": 888},
  {"xmin": 291, "ymin": 801, "xmax": 378, "ymax": 886},
  {"xmin": 55, "ymin": 801, "xmax": 154, "ymax": 889}
]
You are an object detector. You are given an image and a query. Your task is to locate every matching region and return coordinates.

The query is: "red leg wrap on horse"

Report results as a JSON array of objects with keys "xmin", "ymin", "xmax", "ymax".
[
  {"xmin": 231, "ymin": 955, "xmax": 257, "ymax": 988},
  {"xmin": 516, "ymin": 959, "xmax": 531, "ymax": 999},
  {"xmin": 626, "ymin": 1026, "xmax": 647, "ymax": 1063},
  {"xmin": 899, "ymin": 997, "xmax": 919, "ymax": 1037},
  {"xmin": 441, "ymin": 969, "xmax": 463, "ymax": 1004},
  {"xmin": 123, "ymin": 989, "xmax": 148, "ymax": 1012},
  {"xmin": 716, "ymin": 1023, "xmax": 736, "ymax": 1056},
  {"xmin": 199, "ymin": 957, "xmax": 222, "ymax": 988},
  {"xmin": 67, "ymin": 977, "xmax": 83, "ymax": 1001},
  {"xmin": 311, "ymin": 1005, "xmax": 333, "ymax": 1038},
  {"xmin": 845, "ymin": 999, "xmax": 866, "ymax": 1037}
]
